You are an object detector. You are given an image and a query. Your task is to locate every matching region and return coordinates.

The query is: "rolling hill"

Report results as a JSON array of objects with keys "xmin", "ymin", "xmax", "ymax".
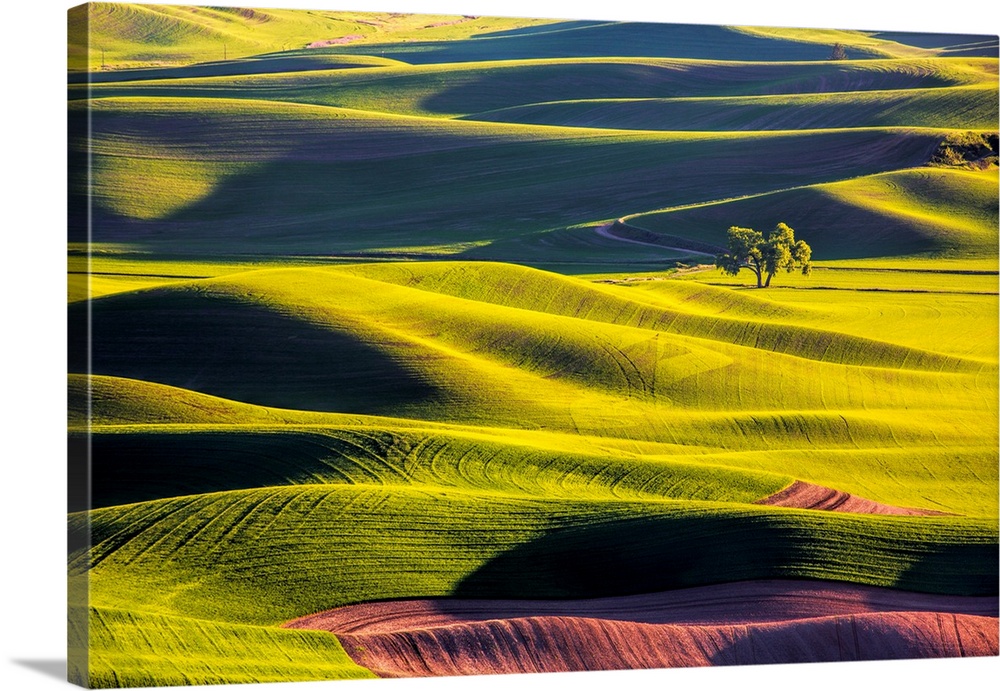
[
  {"xmin": 626, "ymin": 167, "xmax": 999, "ymax": 260},
  {"xmin": 67, "ymin": 4, "xmax": 998, "ymax": 687},
  {"xmin": 69, "ymin": 96, "xmax": 948, "ymax": 258}
]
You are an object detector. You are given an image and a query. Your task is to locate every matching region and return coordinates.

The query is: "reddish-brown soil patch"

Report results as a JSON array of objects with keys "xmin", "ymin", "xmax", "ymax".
[
  {"xmin": 285, "ymin": 580, "xmax": 998, "ymax": 635},
  {"xmin": 330, "ymin": 612, "xmax": 998, "ymax": 677},
  {"xmin": 307, "ymin": 35, "xmax": 363, "ymax": 48},
  {"xmin": 287, "ymin": 581, "xmax": 998, "ymax": 676},
  {"xmin": 424, "ymin": 19, "xmax": 471, "ymax": 29},
  {"xmin": 756, "ymin": 480, "xmax": 951, "ymax": 515}
]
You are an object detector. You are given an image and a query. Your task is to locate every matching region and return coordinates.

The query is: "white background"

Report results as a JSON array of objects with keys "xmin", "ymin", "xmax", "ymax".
[{"xmin": 1, "ymin": 1, "xmax": 998, "ymax": 690}]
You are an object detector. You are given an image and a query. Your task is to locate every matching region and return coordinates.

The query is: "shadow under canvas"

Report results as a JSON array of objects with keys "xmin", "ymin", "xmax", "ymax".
[{"xmin": 11, "ymin": 659, "xmax": 67, "ymax": 682}]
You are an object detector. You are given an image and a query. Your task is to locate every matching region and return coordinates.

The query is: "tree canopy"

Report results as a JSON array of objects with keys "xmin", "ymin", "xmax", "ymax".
[
  {"xmin": 715, "ymin": 222, "xmax": 812, "ymax": 288},
  {"xmin": 829, "ymin": 43, "xmax": 848, "ymax": 60}
]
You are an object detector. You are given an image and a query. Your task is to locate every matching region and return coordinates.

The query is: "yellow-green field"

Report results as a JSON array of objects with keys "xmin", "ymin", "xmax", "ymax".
[{"xmin": 68, "ymin": 4, "xmax": 999, "ymax": 687}]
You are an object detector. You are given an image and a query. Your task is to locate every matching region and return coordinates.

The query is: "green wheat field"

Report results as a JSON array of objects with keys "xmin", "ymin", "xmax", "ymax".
[{"xmin": 67, "ymin": 3, "xmax": 999, "ymax": 687}]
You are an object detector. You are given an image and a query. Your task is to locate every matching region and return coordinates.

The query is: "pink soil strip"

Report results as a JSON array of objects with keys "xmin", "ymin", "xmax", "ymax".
[
  {"xmin": 307, "ymin": 35, "xmax": 363, "ymax": 48},
  {"xmin": 331, "ymin": 612, "xmax": 998, "ymax": 677},
  {"xmin": 425, "ymin": 20, "xmax": 470, "ymax": 28},
  {"xmin": 284, "ymin": 580, "xmax": 998, "ymax": 634},
  {"xmin": 755, "ymin": 480, "xmax": 951, "ymax": 515}
]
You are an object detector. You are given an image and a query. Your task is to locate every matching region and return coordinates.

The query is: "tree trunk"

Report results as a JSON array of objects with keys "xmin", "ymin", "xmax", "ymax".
[{"xmin": 764, "ymin": 271, "xmax": 774, "ymax": 287}]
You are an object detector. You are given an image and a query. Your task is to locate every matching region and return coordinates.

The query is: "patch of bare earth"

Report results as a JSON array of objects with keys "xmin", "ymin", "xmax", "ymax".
[
  {"xmin": 285, "ymin": 581, "xmax": 997, "ymax": 676},
  {"xmin": 310, "ymin": 612, "xmax": 998, "ymax": 677},
  {"xmin": 307, "ymin": 35, "xmax": 363, "ymax": 48},
  {"xmin": 285, "ymin": 580, "xmax": 997, "ymax": 634},
  {"xmin": 424, "ymin": 19, "xmax": 471, "ymax": 29},
  {"xmin": 756, "ymin": 480, "xmax": 952, "ymax": 515}
]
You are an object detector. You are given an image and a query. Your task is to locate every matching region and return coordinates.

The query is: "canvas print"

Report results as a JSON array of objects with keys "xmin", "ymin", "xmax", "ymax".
[{"xmin": 67, "ymin": 2, "xmax": 999, "ymax": 687}]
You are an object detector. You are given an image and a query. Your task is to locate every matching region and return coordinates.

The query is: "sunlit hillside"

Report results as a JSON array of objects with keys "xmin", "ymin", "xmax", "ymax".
[{"xmin": 67, "ymin": 3, "xmax": 999, "ymax": 687}]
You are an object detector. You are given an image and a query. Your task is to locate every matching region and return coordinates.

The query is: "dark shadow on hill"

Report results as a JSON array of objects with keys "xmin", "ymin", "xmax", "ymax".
[
  {"xmin": 453, "ymin": 511, "xmax": 998, "ymax": 600},
  {"xmin": 73, "ymin": 98, "xmax": 947, "ymax": 257},
  {"xmin": 471, "ymin": 21, "xmax": 610, "ymax": 40},
  {"xmin": 67, "ymin": 109, "xmax": 90, "ymax": 244},
  {"xmin": 81, "ymin": 429, "xmax": 400, "ymax": 510},
  {"xmin": 623, "ymin": 210, "xmax": 939, "ymax": 262},
  {"xmin": 330, "ymin": 23, "xmax": 856, "ymax": 65},
  {"xmin": 461, "ymin": 85, "xmax": 998, "ymax": 132},
  {"xmin": 454, "ymin": 513, "xmax": 802, "ymax": 599},
  {"xmin": 67, "ymin": 288, "xmax": 441, "ymax": 414},
  {"xmin": 453, "ymin": 225, "xmax": 692, "ymax": 271},
  {"xmin": 424, "ymin": 62, "xmax": 707, "ymax": 114}
]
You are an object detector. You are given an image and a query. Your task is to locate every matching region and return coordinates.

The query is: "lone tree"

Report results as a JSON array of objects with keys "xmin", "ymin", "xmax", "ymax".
[
  {"xmin": 829, "ymin": 43, "xmax": 848, "ymax": 60},
  {"xmin": 716, "ymin": 222, "xmax": 812, "ymax": 288}
]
